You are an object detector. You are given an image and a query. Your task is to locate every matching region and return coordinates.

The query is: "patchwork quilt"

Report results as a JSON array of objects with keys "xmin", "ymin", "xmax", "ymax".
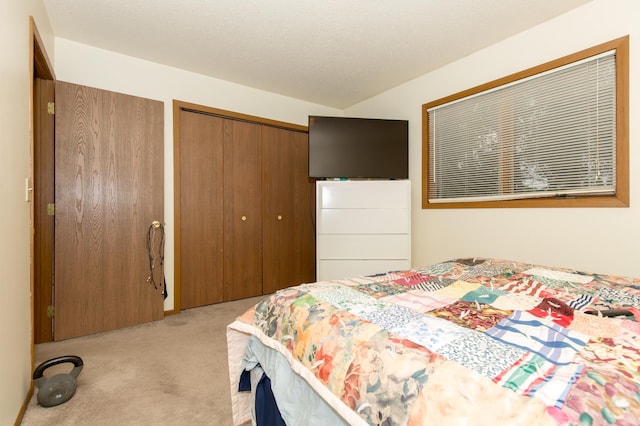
[{"xmin": 229, "ymin": 258, "xmax": 640, "ymax": 425}]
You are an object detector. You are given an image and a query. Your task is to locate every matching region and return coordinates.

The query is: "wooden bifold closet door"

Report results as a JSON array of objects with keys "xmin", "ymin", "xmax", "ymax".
[
  {"xmin": 178, "ymin": 107, "xmax": 315, "ymax": 310},
  {"xmin": 178, "ymin": 111, "xmax": 225, "ymax": 307},
  {"xmin": 261, "ymin": 126, "xmax": 315, "ymax": 294},
  {"xmin": 223, "ymin": 119, "xmax": 264, "ymax": 301}
]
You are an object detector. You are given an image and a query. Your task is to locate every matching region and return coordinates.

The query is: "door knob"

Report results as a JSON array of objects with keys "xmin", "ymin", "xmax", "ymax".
[
  {"xmin": 277, "ymin": 215, "xmax": 282, "ymax": 220},
  {"xmin": 241, "ymin": 216, "xmax": 247, "ymax": 221}
]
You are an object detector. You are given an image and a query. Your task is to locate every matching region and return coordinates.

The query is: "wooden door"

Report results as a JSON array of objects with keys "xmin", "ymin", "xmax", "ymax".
[
  {"xmin": 223, "ymin": 119, "xmax": 263, "ymax": 301},
  {"xmin": 33, "ymin": 78, "xmax": 55, "ymax": 343},
  {"xmin": 262, "ymin": 126, "xmax": 316, "ymax": 294},
  {"xmin": 54, "ymin": 81, "xmax": 164, "ymax": 340},
  {"xmin": 178, "ymin": 110, "xmax": 224, "ymax": 309}
]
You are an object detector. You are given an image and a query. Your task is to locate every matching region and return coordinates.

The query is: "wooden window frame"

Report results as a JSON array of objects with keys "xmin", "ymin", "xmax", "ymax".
[{"xmin": 422, "ymin": 36, "xmax": 629, "ymax": 209}]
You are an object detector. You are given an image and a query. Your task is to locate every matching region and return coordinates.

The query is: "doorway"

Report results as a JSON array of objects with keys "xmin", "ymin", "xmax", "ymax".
[
  {"xmin": 30, "ymin": 20, "xmax": 166, "ymax": 342},
  {"xmin": 31, "ymin": 17, "xmax": 55, "ymax": 343}
]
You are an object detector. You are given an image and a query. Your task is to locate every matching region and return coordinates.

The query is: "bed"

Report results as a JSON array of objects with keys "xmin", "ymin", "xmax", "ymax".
[{"xmin": 227, "ymin": 257, "xmax": 640, "ymax": 425}]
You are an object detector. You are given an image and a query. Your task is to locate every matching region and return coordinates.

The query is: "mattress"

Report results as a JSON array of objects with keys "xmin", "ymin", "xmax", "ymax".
[{"xmin": 227, "ymin": 257, "xmax": 640, "ymax": 425}]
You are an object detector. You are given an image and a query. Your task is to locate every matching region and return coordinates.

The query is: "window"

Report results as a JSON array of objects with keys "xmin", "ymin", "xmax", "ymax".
[{"xmin": 422, "ymin": 36, "xmax": 628, "ymax": 208}]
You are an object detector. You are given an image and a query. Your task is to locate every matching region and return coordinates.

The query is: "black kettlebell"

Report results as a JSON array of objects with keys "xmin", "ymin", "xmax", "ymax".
[{"xmin": 33, "ymin": 355, "xmax": 84, "ymax": 407}]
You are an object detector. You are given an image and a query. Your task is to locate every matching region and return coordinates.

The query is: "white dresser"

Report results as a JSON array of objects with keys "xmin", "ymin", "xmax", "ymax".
[{"xmin": 316, "ymin": 180, "xmax": 411, "ymax": 281}]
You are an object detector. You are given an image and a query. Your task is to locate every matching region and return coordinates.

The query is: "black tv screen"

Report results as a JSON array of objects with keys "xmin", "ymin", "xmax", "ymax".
[{"xmin": 308, "ymin": 116, "xmax": 408, "ymax": 179}]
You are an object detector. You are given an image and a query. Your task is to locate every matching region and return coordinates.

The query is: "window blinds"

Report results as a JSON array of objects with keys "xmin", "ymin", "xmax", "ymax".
[{"xmin": 427, "ymin": 50, "xmax": 616, "ymax": 203}]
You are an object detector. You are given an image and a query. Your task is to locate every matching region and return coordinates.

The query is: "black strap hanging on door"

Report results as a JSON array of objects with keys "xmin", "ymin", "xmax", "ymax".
[{"xmin": 146, "ymin": 221, "xmax": 167, "ymax": 299}]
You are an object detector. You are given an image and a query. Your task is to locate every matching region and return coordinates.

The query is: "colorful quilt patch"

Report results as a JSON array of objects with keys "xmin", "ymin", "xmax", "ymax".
[
  {"xmin": 340, "ymin": 297, "xmax": 390, "ymax": 318},
  {"xmin": 562, "ymin": 365, "xmax": 640, "ymax": 425},
  {"xmin": 523, "ymin": 268, "xmax": 594, "ymax": 284},
  {"xmin": 434, "ymin": 280, "xmax": 481, "ymax": 299},
  {"xmin": 528, "ymin": 298, "xmax": 575, "ymax": 327},
  {"xmin": 357, "ymin": 303, "xmax": 423, "ymax": 331},
  {"xmin": 486, "ymin": 311, "xmax": 588, "ymax": 365},
  {"xmin": 382, "ymin": 290, "xmax": 454, "ymax": 313},
  {"xmin": 438, "ymin": 331, "xmax": 527, "ymax": 379},
  {"xmin": 459, "ymin": 284, "xmax": 508, "ymax": 304},
  {"xmin": 427, "ymin": 300, "xmax": 511, "ymax": 332},
  {"xmin": 621, "ymin": 317, "xmax": 640, "ymax": 339},
  {"xmin": 412, "ymin": 277, "xmax": 455, "ymax": 292},
  {"xmin": 578, "ymin": 337, "xmax": 640, "ymax": 373},
  {"xmin": 535, "ymin": 298, "xmax": 575, "ymax": 317},
  {"xmin": 451, "ymin": 258, "xmax": 489, "ymax": 267},
  {"xmin": 375, "ymin": 270, "xmax": 430, "ymax": 286},
  {"xmin": 597, "ymin": 287, "xmax": 640, "ymax": 309},
  {"xmin": 389, "ymin": 314, "xmax": 469, "ymax": 352},
  {"xmin": 567, "ymin": 313, "xmax": 622, "ymax": 338},
  {"xmin": 565, "ymin": 293, "xmax": 594, "ymax": 310},
  {"xmin": 352, "ymin": 281, "xmax": 407, "ymax": 298},
  {"xmin": 418, "ymin": 261, "xmax": 458, "ymax": 277},
  {"xmin": 494, "ymin": 353, "xmax": 583, "ymax": 408},
  {"xmin": 530, "ymin": 363, "xmax": 583, "ymax": 408},
  {"xmin": 494, "ymin": 353, "xmax": 551, "ymax": 393},
  {"xmin": 525, "ymin": 274, "xmax": 587, "ymax": 298},
  {"xmin": 490, "ymin": 292, "xmax": 542, "ymax": 311},
  {"xmin": 454, "ymin": 264, "xmax": 512, "ymax": 283},
  {"xmin": 499, "ymin": 278, "xmax": 548, "ymax": 298},
  {"xmin": 309, "ymin": 284, "xmax": 373, "ymax": 309}
]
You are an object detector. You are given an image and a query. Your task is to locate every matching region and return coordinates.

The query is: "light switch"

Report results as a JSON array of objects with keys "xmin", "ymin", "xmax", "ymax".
[{"xmin": 25, "ymin": 178, "xmax": 32, "ymax": 202}]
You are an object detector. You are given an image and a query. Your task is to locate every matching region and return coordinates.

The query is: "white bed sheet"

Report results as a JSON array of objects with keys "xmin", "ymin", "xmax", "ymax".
[{"xmin": 227, "ymin": 320, "xmax": 365, "ymax": 426}]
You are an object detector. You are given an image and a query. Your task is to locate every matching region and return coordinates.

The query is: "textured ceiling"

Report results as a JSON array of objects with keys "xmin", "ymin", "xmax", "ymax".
[{"xmin": 43, "ymin": 0, "xmax": 592, "ymax": 109}]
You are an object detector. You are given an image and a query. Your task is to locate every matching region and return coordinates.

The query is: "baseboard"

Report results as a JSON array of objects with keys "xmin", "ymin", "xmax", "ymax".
[
  {"xmin": 14, "ymin": 382, "xmax": 34, "ymax": 426},
  {"xmin": 164, "ymin": 308, "xmax": 180, "ymax": 316}
]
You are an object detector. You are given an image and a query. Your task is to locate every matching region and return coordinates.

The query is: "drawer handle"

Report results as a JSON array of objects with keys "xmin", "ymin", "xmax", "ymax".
[
  {"xmin": 241, "ymin": 216, "xmax": 247, "ymax": 221},
  {"xmin": 277, "ymin": 215, "xmax": 283, "ymax": 221}
]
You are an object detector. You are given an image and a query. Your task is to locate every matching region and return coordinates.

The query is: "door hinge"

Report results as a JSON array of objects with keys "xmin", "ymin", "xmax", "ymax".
[
  {"xmin": 46, "ymin": 305, "xmax": 55, "ymax": 318},
  {"xmin": 47, "ymin": 203, "xmax": 55, "ymax": 216},
  {"xmin": 47, "ymin": 102, "xmax": 55, "ymax": 115}
]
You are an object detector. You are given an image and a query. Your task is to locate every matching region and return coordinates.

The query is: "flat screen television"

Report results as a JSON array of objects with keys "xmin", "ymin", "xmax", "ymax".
[{"xmin": 308, "ymin": 116, "xmax": 408, "ymax": 179}]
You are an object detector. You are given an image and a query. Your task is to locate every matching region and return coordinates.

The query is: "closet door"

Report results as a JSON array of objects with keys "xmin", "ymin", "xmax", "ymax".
[
  {"xmin": 223, "ymin": 120, "xmax": 263, "ymax": 300},
  {"xmin": 262, "ymin": 126, "xmax": 315, "ymax": 294},
  {"xmin": 179, "ymin": 110, "xmax": 224, "ymax": 309}
]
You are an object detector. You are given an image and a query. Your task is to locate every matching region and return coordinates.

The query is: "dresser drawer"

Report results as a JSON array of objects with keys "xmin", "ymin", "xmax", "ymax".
[
  {"xmin": 317, "ymin": 259, "xmax": 411, "ymax": 281},
  {"xmin": 318, "ymin": 234, "xmax": 410, "ymax": 259},
  {"xmin": 318, "ymin": 208, "xmax": 409, "ymax": 234},
  {"xmin": 318, "ymin": 180, "xmax": 410, "ymax": 209}
]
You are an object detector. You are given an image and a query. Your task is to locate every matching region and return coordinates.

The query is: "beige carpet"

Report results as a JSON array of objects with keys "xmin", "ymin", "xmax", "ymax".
[{"xmin": 21, "ymin": 296, "xmax": 262, "ymax": 426}]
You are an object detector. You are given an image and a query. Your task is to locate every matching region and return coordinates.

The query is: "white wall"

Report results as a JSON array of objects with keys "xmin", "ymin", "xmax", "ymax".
[
  {"xmin": 346, "ymin": 0, "xmax": 640, "ymax": 277},
  {"xmin": 0, "ymin": 0, "xmax": 54, "ymax": 423},
  {"xmin": 53, "ymin": 39, "xmax": 342, "ymax": 310}
]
